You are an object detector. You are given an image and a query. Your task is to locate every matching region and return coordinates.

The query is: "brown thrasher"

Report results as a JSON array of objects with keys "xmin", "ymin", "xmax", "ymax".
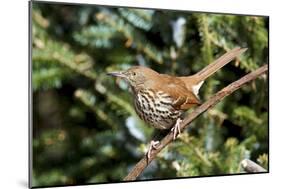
[{"xmin": 108, "ymin": 47, "xmax": 246, "ymax": 159}]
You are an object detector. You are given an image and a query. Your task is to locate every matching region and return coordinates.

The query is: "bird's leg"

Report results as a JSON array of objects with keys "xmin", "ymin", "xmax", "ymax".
[
  {"xmin": 146, "ymin": 140, "xmax": 160, "ymax": 159},
  {"xmin": 171, "ymin": 118, "xmax": 183, "ymax": 140}
]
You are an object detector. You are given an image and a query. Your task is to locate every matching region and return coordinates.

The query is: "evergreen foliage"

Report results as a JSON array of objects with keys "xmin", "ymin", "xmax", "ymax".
[{"xmin": 32, "ymin": 2, "xmax": 268, "ymax": 187}]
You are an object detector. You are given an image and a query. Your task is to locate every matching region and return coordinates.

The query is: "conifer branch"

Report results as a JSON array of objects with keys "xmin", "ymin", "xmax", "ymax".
[{"xmin": 124, "ymin": 64, "xmax": 268, "ymax": 181}]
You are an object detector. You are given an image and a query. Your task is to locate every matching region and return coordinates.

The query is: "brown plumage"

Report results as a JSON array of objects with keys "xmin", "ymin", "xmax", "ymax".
[{"xmin": 108, "ymin": 47, "xmax": 246, "ymax": 158}]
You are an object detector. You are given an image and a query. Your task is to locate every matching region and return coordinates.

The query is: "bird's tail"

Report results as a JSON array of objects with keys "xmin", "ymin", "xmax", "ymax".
[
  {"xmin": 180, "ymin": 47, "xmax": 247, "ymax": 96},
  {"xmin": 194, "ymin": 47, "xmax": 247, "ymax": 82},
  {"xmin": 182, "ymin": 47, "xmax": 246, "ymax": 83}
]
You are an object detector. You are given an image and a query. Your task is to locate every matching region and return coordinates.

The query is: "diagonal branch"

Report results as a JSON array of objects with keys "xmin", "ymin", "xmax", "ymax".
[
  {"xmin": 124, "ymin": 64, "xmax": 268, "ymax": 181},
  {"xmin": 241, "ymin": 159, "xmax": 267, "ymax": 173}
]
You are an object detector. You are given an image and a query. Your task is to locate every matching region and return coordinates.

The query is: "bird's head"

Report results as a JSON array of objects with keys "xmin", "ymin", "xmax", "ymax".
[{"xmin": 107, "ymin": 66, "xmax": 159, "ymax": 90}]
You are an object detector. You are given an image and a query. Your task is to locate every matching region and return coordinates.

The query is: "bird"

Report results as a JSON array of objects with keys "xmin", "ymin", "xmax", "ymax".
[{"xmin": 107, "ymin": 47, "xmax": 247, "ymax": 159}]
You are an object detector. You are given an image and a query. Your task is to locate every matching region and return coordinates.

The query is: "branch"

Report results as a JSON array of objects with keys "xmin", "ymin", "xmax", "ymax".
[
  {"xmin": 241, "ymin": 159, "xmax": 267, "ymax": 173},
  {"xmin": 123, "ymin": 64, "xmax": 268, "ymax": 181}
]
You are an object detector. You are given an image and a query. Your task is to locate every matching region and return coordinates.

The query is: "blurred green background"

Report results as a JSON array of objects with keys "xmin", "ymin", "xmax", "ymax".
[{"xmin": 31, "ymin": 1, "xmax": 269, "ymax": 187}]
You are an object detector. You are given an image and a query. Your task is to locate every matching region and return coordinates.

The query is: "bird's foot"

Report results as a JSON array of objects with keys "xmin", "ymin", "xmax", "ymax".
[
  {"xmin": 171, "ymin": 118, "xmax": 183, "ymax": 140},
  {"xmin": 146, "ymin": 140, "xmax": 160, "ymax": 160}
]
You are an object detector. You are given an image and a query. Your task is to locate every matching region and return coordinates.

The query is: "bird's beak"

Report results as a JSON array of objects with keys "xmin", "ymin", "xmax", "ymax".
[{"xmin": 107, "ymin": 71, "xmax": 126, "ymax": 78}]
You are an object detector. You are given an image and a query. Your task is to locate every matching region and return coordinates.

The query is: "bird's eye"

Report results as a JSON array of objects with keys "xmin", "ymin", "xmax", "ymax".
[{"xmin": 132, "ymin": 72, "xmax": 136, "ymax": 76}]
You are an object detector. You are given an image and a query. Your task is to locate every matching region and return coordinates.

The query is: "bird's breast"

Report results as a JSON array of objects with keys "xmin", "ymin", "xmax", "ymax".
[{"xmin": 133, "ymin": 89, "xmax": 182, "ymax": 130}]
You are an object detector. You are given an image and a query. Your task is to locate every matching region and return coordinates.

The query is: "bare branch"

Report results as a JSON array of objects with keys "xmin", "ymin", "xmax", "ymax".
[
  {"xmin": 124, "ymin": 64, "xmax": 268, "ymax": 181},
  {"xmin": 241, "ymin": 159, "xmax": 267, "ymax": 173}
]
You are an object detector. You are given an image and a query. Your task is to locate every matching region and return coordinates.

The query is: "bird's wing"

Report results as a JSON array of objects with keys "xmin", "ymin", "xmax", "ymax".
[{"xmin": 155, "ymin": 75, "xmax": 201, "ymax": 111}]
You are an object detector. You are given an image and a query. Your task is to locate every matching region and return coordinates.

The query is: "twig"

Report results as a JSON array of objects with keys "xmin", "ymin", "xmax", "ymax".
[
  {"xmin": 123, "ymin": 64, "xmax": 268, "ymax": 181},
  {"xmin": 241, "ymin": 159, "xmax": 267, "ymax": 173}
]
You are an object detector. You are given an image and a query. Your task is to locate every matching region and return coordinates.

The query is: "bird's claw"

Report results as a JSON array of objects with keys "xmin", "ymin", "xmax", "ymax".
[
  {"xmin": 171, "ymin": 118, "xmax": 183, "ymax": 140},
  {"xmin": 146, "ymin": 140, "xmax": 160, "ymax": 159}
]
